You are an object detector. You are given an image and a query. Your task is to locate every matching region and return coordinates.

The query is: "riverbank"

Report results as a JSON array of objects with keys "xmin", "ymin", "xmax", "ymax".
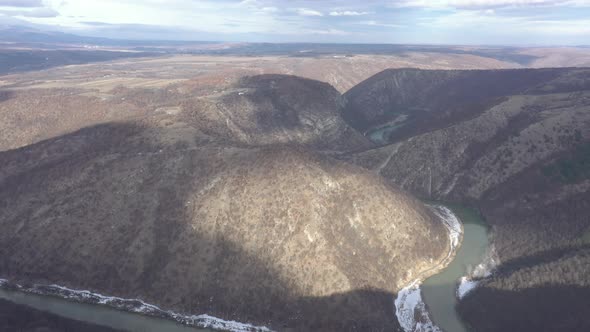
[
  {"xmin": 394, "ymin": 205, "xmax": 464, "ymax": 332},
  {"xmin": 0, "ymin": 278, "xmax": 270, "ymax": 332},
  {"xmin": 420, "ymin": 205, "xmax": 490, "ymax": 332},
  {"xmin": 448, "ymin": 205, "xmax": 498, "ymax": 301},
  {"xmin": 456, "ymin": 241, "xmax": 499, "ymax": 300}
]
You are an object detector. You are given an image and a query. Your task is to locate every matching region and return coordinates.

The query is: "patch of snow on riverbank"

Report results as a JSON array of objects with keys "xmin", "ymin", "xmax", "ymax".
[
  {"xmin": 394, "ymin": 281, "xmax": 421, "ymax": 331},
  {"xmin": 182, "ymin": 314, "xmax": 272, "ymax": 332},
  {"xmin": 429, "ymin": 205, "xmax": 462, "ymax": 250},
  {"xmin": 457, "ymin": 277, "xmax": 479, "ymax": 299},
  {"xmin": 395, "ymin": 205, "xmax": 464, "ymax": 332},
  {"xmin": 394, "ymin": 280, "xmax": 441, "ymax": 332},
  {"xmin": 1, "ymin": 279, "xmax": 272, "ymax": 332},
  {"xmin": 473, "ymin": 242, "xmax": 499, "ymax": 279},
  {"xmin": 457, "ymin": 241, "xmax": 499, "ymax": 300}
]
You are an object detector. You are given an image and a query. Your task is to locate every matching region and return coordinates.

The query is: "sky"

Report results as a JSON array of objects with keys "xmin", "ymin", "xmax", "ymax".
[{"xmin": 1, "ymin": 0, "xmax": 590, "ymax": 45}]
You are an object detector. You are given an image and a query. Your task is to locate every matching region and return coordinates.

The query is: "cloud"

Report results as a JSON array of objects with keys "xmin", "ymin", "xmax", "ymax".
[
  {"xmin": 329, "ymin": 10, "xmax": 369, "ymax": 16},
  {"xmin": 10, "ymin": 0, "xmax": 590, "ymax": 44},
  {"xmin": 261, "ymin": 6, "xmax": 278, "ymax": 13},
  {"xmin": 238, "ymin": 0, "xmax": 261, "ymax": 7},
  {"xmin": 359, "ymin": 20, "xmax": 405, "ymax": 28},
  {"xmin": 79, "ymin": 21, "xmax": 113, "ymax": 26},
  {"xmin": 526, "ymin": 18, "xmax": 590, "ymax": 34},
  {"xmin": 0, "ymin": 0, "xmax": 43, "ymax": 7},
  {"xmin": 0, "ymin": 7, "xmax": 59, "ymax": 18},
  {"xmin": 296, "ymin": 8, "xmax": 323, "ymax": 16},
  {"xmin": 304, "ymin": 28, "xmax": 350, "ymax": 35},
  {"xmin": 394, "ymin": 0, "xmax": 590, "ymax": 9}
]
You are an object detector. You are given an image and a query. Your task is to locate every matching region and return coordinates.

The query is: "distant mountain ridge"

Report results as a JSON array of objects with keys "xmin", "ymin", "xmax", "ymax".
[{"xmin": 0, "ymin": 24, "xmax": 221, "ymax": 47}]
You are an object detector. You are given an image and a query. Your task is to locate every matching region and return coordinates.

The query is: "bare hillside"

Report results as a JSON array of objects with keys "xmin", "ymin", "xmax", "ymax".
[
  {"xmin": 182, "ymin": 74, "xmax": 372, "ymax": 150},
  {"xmin": 342, "ymin": 67, "xmax": 590, "ymax": 331},
  {"xmin": 0, "ymin": 76, "xmax": 448, "ymax": 330}
]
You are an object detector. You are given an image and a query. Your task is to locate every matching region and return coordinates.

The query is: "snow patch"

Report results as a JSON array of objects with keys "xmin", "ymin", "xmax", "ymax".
[
  {"xmin": 394, "ymin": 205, "xmax": 464, "ymax": 332},
  {"xmin": 180, "ymin": 314, "xmax": 271, "ymax": 332},
  {"xmin": 393, "ymin": 281, "xmax": 419, "ymax": 331},
  {"xmin": 457, "ymin": 277, "xmax": 479, "ymax": 299},
  {"xmin": 456, "ymin": 240, "xmax": 499, "ymax": 300},
  {"xmin": 394, "ymin": 280, "xmax": 441, "ymax": 332},
  {"xmin": 429, "ymin": 205, "xmax": 462, "ymax": 250},
  {"xmin": 472, "ymin": 242, "xmax": 499, "ymax": 279}
]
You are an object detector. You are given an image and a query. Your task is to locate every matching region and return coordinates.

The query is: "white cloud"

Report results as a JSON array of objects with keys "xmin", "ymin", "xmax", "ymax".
[
  {"xmin": 394, "ymin": 0, "xmax": 590, "ymax": 9},
  {"xmin": 17, "ymin": 7, "xmax": 59, "ymax": 17},
  {"xmin": 12, "ymin": 0, "xmax": 590, "ymax": 44},
  {"xmin": 419, "ymin": 9, "xmax": 525, "ymax": 27},
  {"xmin": 305, "ymin": 28, "xmax": 350, "ymax": 35},
  {"xmin": 359, "ymin": 20, "xmax": 405, "ymax": 28},
  {"xmin": 238, "ymin": 0, "xmax": 261, "ymax": 7},
  {"xmin": 524, "ymin": 18, "xmax": 590, "ymax": 34},
  {"xmin": 261, "ymin": 6, "xmax": 278, "ymax": 13},
  {"xmin": 329, "ymin": 10, "xmax": 369, "ymax": 16},
  {"xmin": 296, "ymin": 8, "xmax": 323, "ymax": 16},
  {"xmin": 0, "ymin": 8, "xmax": 57, "ymax": 17}
]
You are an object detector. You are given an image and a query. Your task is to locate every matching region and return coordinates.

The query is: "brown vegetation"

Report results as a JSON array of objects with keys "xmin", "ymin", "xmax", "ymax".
[
  {"xmin": 343, "ymin": 67, "xmax": 590, "ymax": 331},
  {"xmin": 0, "ymin": 75, "xmax": 448, "ymax": 330}
]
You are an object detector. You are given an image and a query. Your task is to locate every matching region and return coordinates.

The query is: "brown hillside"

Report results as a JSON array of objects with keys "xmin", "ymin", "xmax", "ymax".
[{"xmin": 0, "ymin": 115, "xmax": 447, "ymax": 330}]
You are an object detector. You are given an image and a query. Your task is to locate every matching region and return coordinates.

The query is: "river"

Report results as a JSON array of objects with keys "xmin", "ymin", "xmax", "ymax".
[
  {"xmin": 421, "ymin": 205, "xmax": 489, "ymax": 332},
  {"xmin": 0, "ymin": 285, "xmax": 212, "ymax": 332}
]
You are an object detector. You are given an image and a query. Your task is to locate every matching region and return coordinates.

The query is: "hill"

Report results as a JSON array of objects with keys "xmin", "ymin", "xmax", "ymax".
[
  {"xmin": 342, "ymin": 68, "xmax": 567, "ymax": 139},
  {"xmin": 182, "ymin": 74, "xmax": 372, "ymax": 150},
  {"xmin": 457, "ymin": 246, "xmax": 590, "ymax": 332},
  {"xmin": 0, "ymin": 76, "xmax": 448, "ymax": 330},
  {"xmin": 342, "ymin": 67, "xmax": 590, "ymax": 331}
]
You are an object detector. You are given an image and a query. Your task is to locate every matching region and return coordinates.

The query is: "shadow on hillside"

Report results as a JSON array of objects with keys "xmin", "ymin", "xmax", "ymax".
[
  {"xmin": 342, "ymin": 68, "xmax": 570, "ymax": 145},
  {"xmin": 0, "ymin": 121, "xmax": 400, "ymax": 331},
  {"xmin": 455, "ymin": 245, "xmax": 590, "ymax": 332},
  {"xmin": 457, "ymin": 284, "xmax": 590, "ymax": 332},
  {"xmin": 239, "ymin": 74, "xmax": 339, "ymax": 132},
  {"xmin": 490, "ymin": 245, "xmax": 590, "ymax": 277}
]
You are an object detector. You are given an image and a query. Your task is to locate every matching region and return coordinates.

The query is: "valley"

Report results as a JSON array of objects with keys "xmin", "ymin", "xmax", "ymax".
[
  {"xmin": 0, "ymin": 64, "xmax": 450, "ymax": 330},
  {"xmin": 0, "ymin": 45, "xmax": 589, "ymax": 332},
  {"xmin": 344, "ymin": 68, "xmax": 590, "ymax": 331}
]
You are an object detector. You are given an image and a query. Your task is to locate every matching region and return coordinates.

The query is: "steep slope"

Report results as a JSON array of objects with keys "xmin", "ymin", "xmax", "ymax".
[
  {"xmin": 343, "ymin": 68, "xmax": 565, "ymax": 141},
  {"xmin": 0, "ymin": 106, "xmax": 447, "ymax": 329},
  {"xmin": 182, "ymin": 74, "xmax": 373, "ymax": 151},
  {"xmin": 457, "ymin": 247, "xmax": 590, "ymax": 332},
  {"xmin": 342, "ymin": 67, "xmax": 590, "ymax": 331}
]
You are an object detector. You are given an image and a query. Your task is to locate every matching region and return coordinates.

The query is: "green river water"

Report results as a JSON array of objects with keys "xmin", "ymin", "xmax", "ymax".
[
  {"xmin": 421, "ymin": 205, "xmax": 489, "ymax": 332},
  {"xmin": 0, "ymin": 287, "xmax": 211, "ymax": 332}
]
